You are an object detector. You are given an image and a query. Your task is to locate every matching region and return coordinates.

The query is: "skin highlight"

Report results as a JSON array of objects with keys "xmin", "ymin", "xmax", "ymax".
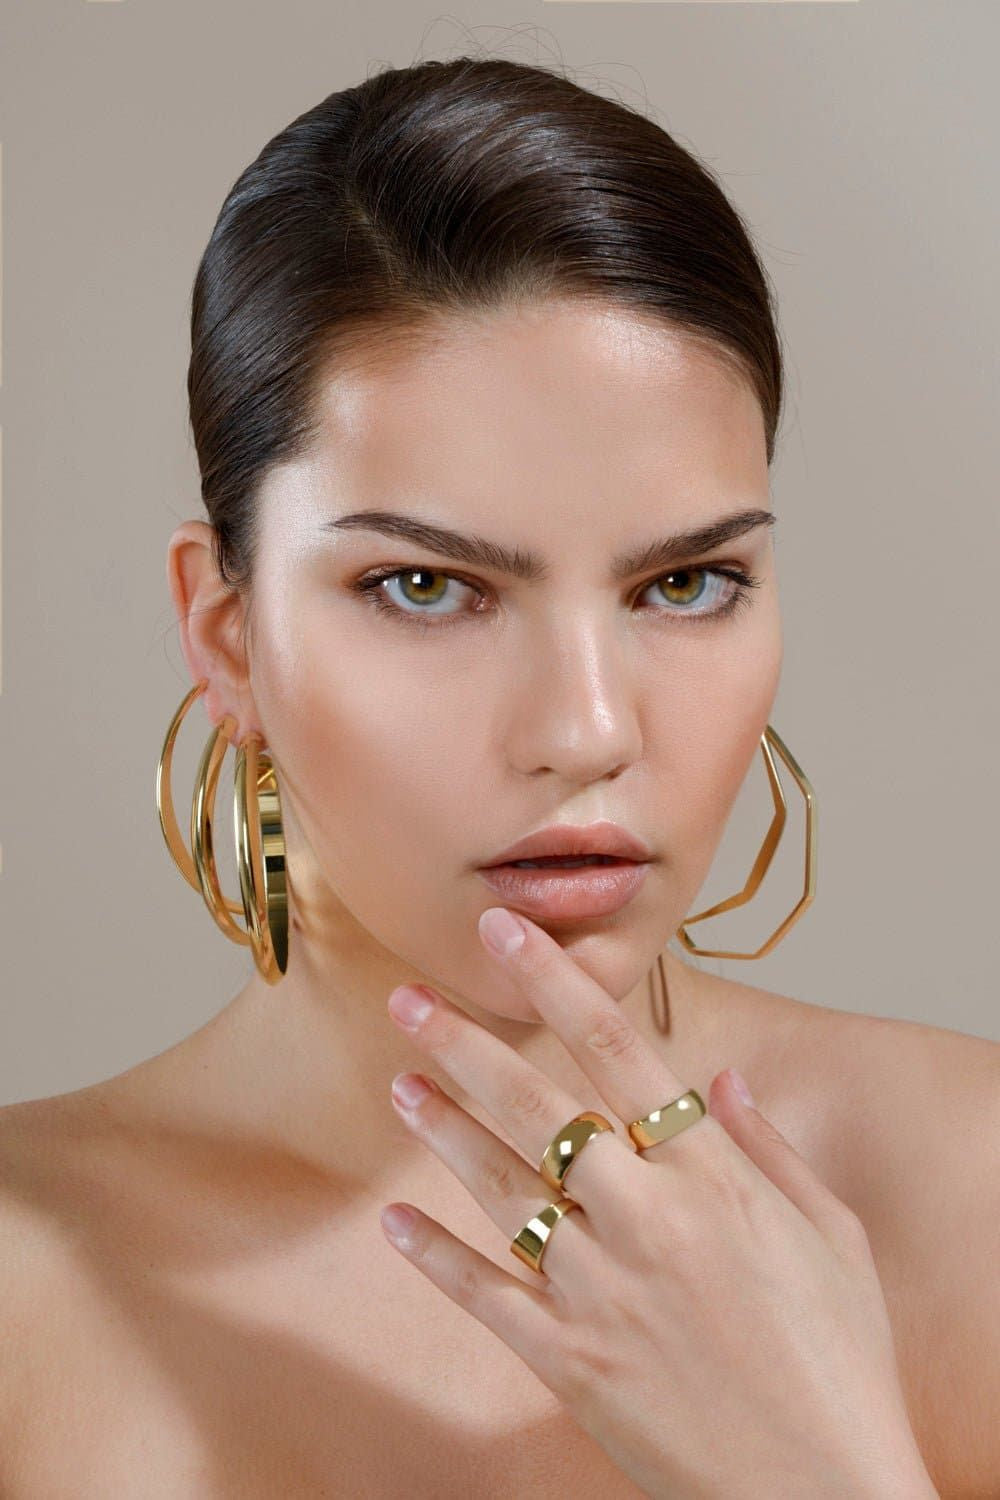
[{"xmin": 165, "ymin": 296, "xmax": 782, "ymax": 1201}]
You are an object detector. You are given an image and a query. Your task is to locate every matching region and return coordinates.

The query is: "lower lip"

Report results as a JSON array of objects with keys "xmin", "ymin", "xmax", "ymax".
[{"xmin": 475, "ymin": 860, "xmax": 650, "ymax": 920}]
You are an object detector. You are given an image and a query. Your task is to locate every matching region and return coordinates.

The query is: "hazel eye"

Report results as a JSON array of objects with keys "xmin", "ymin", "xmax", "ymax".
[
  {"xmin": 354, "ymin": 566, "xmax": 482, "ymax": 629},
  {"xmin": 352, "ymin": 561, "xmax": 762, "ymax": 631},
  {"xmin": 379, "ymin": 568, "xmax": 474, "ymax": 615},
  {"xmin": 638, "ymin": 567, "xmax": 731, "ymax": 614}
]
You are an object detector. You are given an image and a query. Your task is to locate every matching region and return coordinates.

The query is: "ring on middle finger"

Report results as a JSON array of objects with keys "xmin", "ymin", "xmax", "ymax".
[{"xmin": 539, "ymin": 1110, "xmax": 618, "ymax": 1198}]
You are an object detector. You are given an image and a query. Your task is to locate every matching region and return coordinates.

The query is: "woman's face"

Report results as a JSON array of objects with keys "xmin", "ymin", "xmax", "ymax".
[{"xmin": 241, "ymin": 298, "xmax": 782, "ymax": 1021}]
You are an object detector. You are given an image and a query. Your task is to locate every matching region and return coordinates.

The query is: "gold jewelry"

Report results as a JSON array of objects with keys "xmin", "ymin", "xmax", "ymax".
[
  {"xmin": 674, "ymin": 723, "xmax": 817, "ymax": 960},
  {"xmin": 509, "ymin": 1196, "xmax": 583, "ymax": 1275},
  {"xmin": 156, "ymin": 684, "xmax": 814, "ymax": 985},
  {"xmin": 539, "ymin": 1110, "xmax": 616, "ymax": 1196},
  {"xmin": 515, "ymin": 1089, "xmax": 705, "ymax": 1276},
  {"xmin": 156, "ymin": 679, "xmax": 289, "ymax": 984},
  {"xmin": 627, "ymin": 1088, "xmax": 705, "ymax": 1151}
]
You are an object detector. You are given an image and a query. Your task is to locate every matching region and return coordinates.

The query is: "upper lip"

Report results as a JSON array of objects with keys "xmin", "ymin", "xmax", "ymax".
[{"xmin": 480, "ymin": 820, "xmax": 653, "ymax": 868}]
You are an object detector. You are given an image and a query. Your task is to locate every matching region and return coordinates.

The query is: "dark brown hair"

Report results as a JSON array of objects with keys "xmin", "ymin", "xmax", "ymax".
[{"xmin": 188, "ymin": 56, "xmax": 784, "ymax": 641}]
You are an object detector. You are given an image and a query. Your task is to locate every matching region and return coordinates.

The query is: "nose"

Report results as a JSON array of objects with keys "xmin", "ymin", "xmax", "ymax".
[{"xmin": 504, "ymin": 614, "xmax": 643, "ymax": 784}]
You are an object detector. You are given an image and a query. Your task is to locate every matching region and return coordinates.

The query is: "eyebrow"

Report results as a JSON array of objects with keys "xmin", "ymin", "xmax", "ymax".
[{"xmin": 321, "ymin": 505, "xmax": 776, "ymax": 582}]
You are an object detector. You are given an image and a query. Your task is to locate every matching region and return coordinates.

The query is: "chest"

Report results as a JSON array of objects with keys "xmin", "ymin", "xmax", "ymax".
[{"xmin": 7, "ymin": 1224, "xmax": 648, "ymax": 1500}]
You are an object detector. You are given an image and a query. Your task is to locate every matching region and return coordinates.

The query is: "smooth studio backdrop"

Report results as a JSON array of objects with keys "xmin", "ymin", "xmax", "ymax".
[{"xmin": 1, "ymin": 0, "xmax": 997, "ymax": 1104}]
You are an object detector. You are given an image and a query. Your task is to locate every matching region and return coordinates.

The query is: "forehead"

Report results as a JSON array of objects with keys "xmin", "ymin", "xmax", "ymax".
[{"xmin": 297, "ymin": 299, "xmax": 767, "ymax": 521}]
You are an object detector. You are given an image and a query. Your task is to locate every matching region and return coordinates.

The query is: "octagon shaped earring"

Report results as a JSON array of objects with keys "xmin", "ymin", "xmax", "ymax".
[{"xmin": 674, "ymin": 723, "xmax": 818, "ymax": 961}]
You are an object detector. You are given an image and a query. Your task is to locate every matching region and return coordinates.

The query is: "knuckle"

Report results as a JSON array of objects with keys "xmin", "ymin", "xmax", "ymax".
[
  {"xmin": 500, "ymin": 1074, "xmax": 551, "ymax": 1126},
  {"xmin": 479, "ymin": 1154, "xmax": 518, "ymax": 1202},
  {"xmin": 561, "ymin": 1329, "xmax": 619, "ymax": 1393},
  {"xmin": 715, "ymin": 1169, "xmax": 759, "ymax": 1229},
  {"xmin": 680, "ymin": 1138, "xmax": 758, "ymax": 1222},
  {"xmin": 583, "ymin": 1010, "xmax": 641, "ymax": 1064},
  {"xmin": 578, "ymin": 1159, "xmax": 660, "ymax": 1254},
  {"xmin": 603, "ymin": 1279, "xmax": 650, "ymax": 1342},
  {"xmin": 536, "ymin": 1327, "xmax": 585, "ymax": 1402},
  {"xmin": 756, "ymin": 1118, "xmax": 795, "ymax": 1156},
  {"xmin": 708, "ymin": 1155, "xmax": 757, "ymax": 1218},
  {"xmin": 453, "ymin": 1257, "xmax": 483, "ymax": 1308}
]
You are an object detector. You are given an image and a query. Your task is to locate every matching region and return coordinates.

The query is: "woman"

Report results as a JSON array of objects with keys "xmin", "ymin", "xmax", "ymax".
[{"xmin": 1, "ymin": 56, "xmax": 996, "ymax": 1499}]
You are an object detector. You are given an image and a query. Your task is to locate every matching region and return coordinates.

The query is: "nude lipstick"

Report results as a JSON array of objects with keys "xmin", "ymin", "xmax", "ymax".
[{"xmin": 477, "ymin": 820, "xmax": 653, "ymax": 921}]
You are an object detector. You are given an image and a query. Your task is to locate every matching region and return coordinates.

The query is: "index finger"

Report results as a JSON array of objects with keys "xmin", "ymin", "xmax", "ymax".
[{"xmin": 477, "ymin": 905, "xmax": 719, "ymax": 1162}]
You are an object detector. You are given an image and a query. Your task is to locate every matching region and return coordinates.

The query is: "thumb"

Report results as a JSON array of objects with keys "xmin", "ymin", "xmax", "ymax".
[{"xmin": 710, "ymin": 1068, "xmax": 866, "ymax": 1257}]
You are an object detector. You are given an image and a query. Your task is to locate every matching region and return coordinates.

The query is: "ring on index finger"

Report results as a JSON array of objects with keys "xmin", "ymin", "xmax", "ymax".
[{"xmin": 627, "ymin": 1087, "xmax": 707, "ymax": 1151}]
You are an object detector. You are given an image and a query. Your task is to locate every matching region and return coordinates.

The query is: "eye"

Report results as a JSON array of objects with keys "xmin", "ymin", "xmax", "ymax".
[
  {"xmin": 354, "ymin": 567, "xmax": 480, "ymax": 630},
  {"xmin": 352, "ymin": 563, "xmax": 762, "ymax": 631},
  {"xmin": 636, "ymin": 567, "xmax": 754, "ymax": 618}
]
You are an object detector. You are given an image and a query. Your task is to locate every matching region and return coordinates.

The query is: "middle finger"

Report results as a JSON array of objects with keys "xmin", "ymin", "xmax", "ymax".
[
  {"xmin": 386, "ymin": 984, "xmax": 636, "ymax": 1206},
  {"xmin": 475, "ymin": 908, "xmax": 727, "ymax": 1168}
]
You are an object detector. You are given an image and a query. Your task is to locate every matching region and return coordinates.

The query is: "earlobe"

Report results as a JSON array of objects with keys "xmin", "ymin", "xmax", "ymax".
[{"xmin": 166, "ymin": 519, "xmax": 259, "ymax": 739}]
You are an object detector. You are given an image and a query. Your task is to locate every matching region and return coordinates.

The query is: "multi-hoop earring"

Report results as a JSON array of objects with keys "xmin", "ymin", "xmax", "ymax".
[
  {"xmin": 155, "ymin": 679, "xmax": 288, "ymax": 984},
  {"xmin": 155, "ymin": 683, "xmax": 816, "ymax": 988}
]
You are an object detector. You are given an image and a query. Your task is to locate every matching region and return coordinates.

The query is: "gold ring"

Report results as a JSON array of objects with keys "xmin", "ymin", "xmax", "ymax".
[
  {"xmin": 627, "ymin": 1088, "xmax": 706, "ymax": 1151},
  {"xmin": 509, "ymin": 1197, "xmax": 582, "ymax": 1276},
  {"xmin": 539, "ymin": 1110, "xmax": 616, "ymax": 1198}
]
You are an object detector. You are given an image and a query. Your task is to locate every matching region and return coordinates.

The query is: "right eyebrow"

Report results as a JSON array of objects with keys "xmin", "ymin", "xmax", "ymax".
[{"xmin": 321, "ymin": 506, "xmax": 776, "ymax": 582}]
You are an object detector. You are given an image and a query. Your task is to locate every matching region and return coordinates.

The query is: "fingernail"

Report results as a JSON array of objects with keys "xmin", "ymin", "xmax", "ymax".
[
  {"xmin": 729, "ymin": 1069, "xmax": 755, "ymax": 1107},
  {"xmin": 479, "ymin": 907, "xmax": 526, "ymax": 958},
  {"xmin": 388, "ymin": 986, "xmax": 435, "ymax": 1030},
  {"xmin": 381, "ymin": 1203, "xmax": 417, "ymax": 1243},
  {"xmin": 391, "ymin": 1072, "xmax": 433, "ymax": 1110}
]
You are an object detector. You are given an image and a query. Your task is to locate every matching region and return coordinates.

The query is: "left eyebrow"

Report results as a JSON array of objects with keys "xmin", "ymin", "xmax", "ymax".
[{"xmin": 321, "ymin": 506, "xmax": 776, "ymax": 583}]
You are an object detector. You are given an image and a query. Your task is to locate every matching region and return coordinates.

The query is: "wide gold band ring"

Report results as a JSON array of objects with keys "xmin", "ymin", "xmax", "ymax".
[
  {"xmin": 627, "ymin": 1088, "xmax": 706, "ymax": 1151},
  {"xmin": 538, "ymin": 1109, "xmax": 616, "ymax": 1197},
  {"xmin": 509, "ymin": 1197, "xmax": 582, "ymax": 1276}
]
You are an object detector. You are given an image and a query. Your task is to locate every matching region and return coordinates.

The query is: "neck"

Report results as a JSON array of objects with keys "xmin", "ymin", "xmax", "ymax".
[{"xmin": 133, "ymin": 866, "xmax": 717, "ymax": 1212}]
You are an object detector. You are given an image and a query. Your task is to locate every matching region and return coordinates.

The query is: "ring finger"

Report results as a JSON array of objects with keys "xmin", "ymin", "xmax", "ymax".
[
  {"xmin": 389, "ymin": 1069, "xmax": 590, "ymax": 1284},
  {"xmin": 387, "ymin": 985, "xmax": 638, "ymax": 1217}
]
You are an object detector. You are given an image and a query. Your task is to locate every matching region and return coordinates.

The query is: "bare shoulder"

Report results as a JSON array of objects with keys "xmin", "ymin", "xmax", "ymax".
[
  {"xmin": 717, "ymin": 967, "xmax": 999, "ymax": 1283},
  {"xmin": 0, "ymin": 1086, "xmax": 109, "ymax": 1277},
  {"xmin": 818, "ymin": 1006, "xmax": 1000, "ymax": 1500},
  {"xmin": 0, "ymin": 1088, "xmax": 92, "ymax": 1280},
  {"xmin": 695, "ymin": 962, "xmax": 999, "ymax": 1195},
  {"xmin": 0, "ymin": 1088, "xmax": 123, "ymax": 1438},
  {"xmin": 776, "ymin": 994, "xmax": 1000, "ymax": 1226}
]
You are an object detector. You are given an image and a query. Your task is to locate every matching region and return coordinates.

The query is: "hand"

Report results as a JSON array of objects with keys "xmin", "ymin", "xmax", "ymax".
[{"xmin": 380, "ymin": 907, "xmax": 938, "ymax": 1500}]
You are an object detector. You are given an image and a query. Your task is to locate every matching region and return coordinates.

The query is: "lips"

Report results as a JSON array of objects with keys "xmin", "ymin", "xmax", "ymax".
[
  {"xmin": 476, "ymin": 819, "xmax": 653, "ymax": 922},
  {"xmin": 481, "ymin": 819, "xmax": 653, "ymax": 868},
  {"xmin": 477, "ymin": 860, "xmax": 650, "ymax": 921}
]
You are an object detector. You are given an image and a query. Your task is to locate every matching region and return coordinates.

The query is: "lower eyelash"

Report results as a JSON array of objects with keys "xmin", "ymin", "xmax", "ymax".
[
  {"xmin": 702, "ymin": 571, "xmax": 761, "ymax": 621},
  {"xmin": 354, "ymin": 566, "xmax": 763, "ymax": 631}
]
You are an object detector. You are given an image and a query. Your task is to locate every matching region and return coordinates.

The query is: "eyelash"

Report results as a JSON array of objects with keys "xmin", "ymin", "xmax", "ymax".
[{"xmin": 351, "ymin": 562, "xmax": 764, "ymax": 633}]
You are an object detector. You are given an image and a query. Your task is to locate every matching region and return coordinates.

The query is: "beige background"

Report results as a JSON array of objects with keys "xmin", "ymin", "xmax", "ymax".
[{"xmin": 0, "ymin": 1, "xmax": 996, "ymax": 1106}]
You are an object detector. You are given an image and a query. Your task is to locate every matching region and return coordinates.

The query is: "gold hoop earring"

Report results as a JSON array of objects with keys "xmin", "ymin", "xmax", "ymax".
[
  {"xmin": 156, "ymin": 679, "xmax": 289, "ymax": 985},
  {"xmin": 674, "ymin": 723, "xmax": 817, "ymax": 961}
]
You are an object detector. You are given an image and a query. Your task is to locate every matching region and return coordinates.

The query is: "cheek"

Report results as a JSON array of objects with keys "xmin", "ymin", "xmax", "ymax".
[
  {"xmin": 277, "ymin": 660, "xmax": 546, "ymax": 1019},
  {"xmin": 655, "ymin": 618, "xmax": 782, "ymax": 884},
  {"xmin": 254, "ymin": 602, "xmax": 490, "ymax": 924}
]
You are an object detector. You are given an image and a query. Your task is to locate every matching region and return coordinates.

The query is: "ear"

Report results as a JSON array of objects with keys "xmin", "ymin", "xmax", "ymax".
[{"xmin": 166, "ymin": 520, "xmax": 262, "ymax": 740}]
